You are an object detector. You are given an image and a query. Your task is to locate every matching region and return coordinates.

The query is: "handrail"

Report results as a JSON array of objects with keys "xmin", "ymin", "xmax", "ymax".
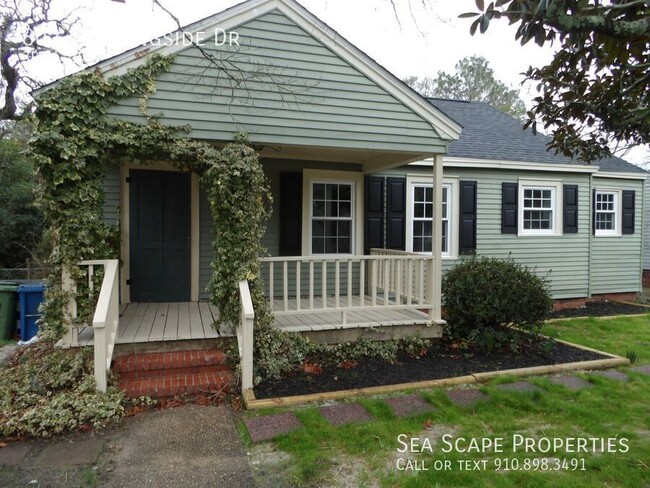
[
  {"xmin": 80, "ymin": 259, "xmax": 120, "ymax": 392},
  {"xmin": 259, "ymin": 252, "xmax": 433, "ymax": 325},
  {"xmin": 237, "ymin": 280, "xmax": 254, "ymax": 394}
]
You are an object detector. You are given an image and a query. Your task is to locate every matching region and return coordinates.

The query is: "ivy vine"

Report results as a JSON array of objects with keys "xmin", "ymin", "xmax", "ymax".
[{"xmin": 30, "ymin": 55, "xmax": 274, "ymax": 349}]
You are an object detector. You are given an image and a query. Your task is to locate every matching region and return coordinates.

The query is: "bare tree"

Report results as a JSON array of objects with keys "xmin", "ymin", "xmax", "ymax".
[{"xmin": 0, "ymin": 0, "xmax": 82, "ymax": 121}]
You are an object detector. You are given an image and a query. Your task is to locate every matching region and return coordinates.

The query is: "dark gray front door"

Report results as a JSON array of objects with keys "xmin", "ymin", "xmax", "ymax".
[{"xmin": 129, "ymin": 170, "xmax": 191, "ymax": 302}]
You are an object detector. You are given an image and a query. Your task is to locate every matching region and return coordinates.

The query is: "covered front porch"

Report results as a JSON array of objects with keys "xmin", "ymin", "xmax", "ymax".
[{"xmin": 70, "ymin": 249, "xmax": 442, "ymax": 349}]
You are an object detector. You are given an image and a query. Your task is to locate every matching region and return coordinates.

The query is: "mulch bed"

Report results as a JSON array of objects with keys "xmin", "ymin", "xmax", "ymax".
[
  {"xmin": 549, "ymin": 301, "xmax": 649, "ymax": 319},
  {"xmin": 254, "ymin": 337, "xmax": 607, "ymax": 400}
]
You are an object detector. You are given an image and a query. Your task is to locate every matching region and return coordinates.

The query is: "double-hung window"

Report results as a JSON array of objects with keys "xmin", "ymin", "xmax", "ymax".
[
  {"xmin": 594, "ymin": 191, "xmax": 618, "ymax": 236},
  {"xmin": 311, "ymin": 182, "xmax": 353, "ymax": 254},
  {"xmin": 518, "ymin": 183, "xmax": 560, "ymax": 235},
  {"xmin": 410, "ymin": 183, "xmax": 451, "ymax": 255}
]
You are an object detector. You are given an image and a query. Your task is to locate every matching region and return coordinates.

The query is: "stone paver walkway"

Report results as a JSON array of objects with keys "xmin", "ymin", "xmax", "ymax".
[
  {"xmin": 549, "ymin": 375, "xmax": 592, "ymax": 391},
  {"xmin": 241, "ymin": 366, "xmax": 648, "ymax": 443},
  {"xmin": 320, "ymin": 403, "xmax": 374, "ymax": 426},
  {"xmin": 495, "ymin": 381, "xmax": 541, "ymax": 393},
  {"xmin": 631, "ymin": 365, "xmax": 650, "ymax": 375},
  {"xmin": 591, "ymin": 370, "xmax": 629, "ymax": 382},
  {"xmin": 244, "ymin": 412, "xmax": 302, "ymax": 443},
  {"xmin": 446, "ymin": 389, "xmax": 489, "ymax": 407},
  {"xmin": 385, "ymin": 394, "xmax": 436, "ymax": 417}
]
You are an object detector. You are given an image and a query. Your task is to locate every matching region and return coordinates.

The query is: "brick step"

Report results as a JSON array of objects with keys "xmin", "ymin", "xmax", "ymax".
[
  {"xmin": 118, "ymin": 364, "xmax": 231, "ymax": 380},
  {"xmin": 113, "ymin": 349, "xmax": 228, "ymax": 374},
  {"xmin": 119, "ymin": 370, "xmax": 236, "ymax": 398}
]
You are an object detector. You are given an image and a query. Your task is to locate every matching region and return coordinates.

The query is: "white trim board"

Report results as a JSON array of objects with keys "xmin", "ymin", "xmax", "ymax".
[{"xmin": 411, "ymin": 157, "xmax": 599, "ymax": 174}]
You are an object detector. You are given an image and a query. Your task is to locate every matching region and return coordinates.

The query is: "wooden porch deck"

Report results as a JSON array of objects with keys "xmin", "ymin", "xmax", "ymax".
[{"xmin": 74, "ymin": 297, "xmax": 429, "ymax": 346}]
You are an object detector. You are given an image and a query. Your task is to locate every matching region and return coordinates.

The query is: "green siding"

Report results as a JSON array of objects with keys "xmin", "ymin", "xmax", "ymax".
[
  {"xmin": 370, "ymin": 167, "xmax": 591, "ymax": 299},
  {"xmin": 101, "ymin": 164, "xmax": 120, "ymax": 228},
  {"xmin": 590, "ymin": 177, "xmax": 644, "ymax": 294},
  {"xmin": 107, "ymin": 10, "xmax": 445, "ymax": 153},
  {"xmin": 643, "ymin": 179, "xmax": 650, "ymax": 270}
]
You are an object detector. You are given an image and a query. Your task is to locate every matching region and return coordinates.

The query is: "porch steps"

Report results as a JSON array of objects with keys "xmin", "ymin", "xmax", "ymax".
[{"xmin": 114, "ymin": 349, "xmax": 237, "ymax": 398}]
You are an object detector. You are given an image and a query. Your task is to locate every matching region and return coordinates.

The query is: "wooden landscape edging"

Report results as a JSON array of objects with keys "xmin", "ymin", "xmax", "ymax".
[{"xmin": 242, "ymin": 339, "xmax": 630, "ymax": 410}]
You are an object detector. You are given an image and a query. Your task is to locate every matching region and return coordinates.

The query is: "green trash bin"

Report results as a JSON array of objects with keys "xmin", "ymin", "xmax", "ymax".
[{"xmin": 0, "ymin": 281, "xmax": 18, "ymax": 340}]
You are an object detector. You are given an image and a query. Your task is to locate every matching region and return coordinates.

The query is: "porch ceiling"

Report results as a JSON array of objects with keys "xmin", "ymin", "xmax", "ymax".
[{"xmin": 256, "ymin": 143, "xmax": 441, "ymax": 174}]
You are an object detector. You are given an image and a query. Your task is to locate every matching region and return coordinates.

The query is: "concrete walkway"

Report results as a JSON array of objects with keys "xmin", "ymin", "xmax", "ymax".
[{"xmin": 0, "ymin": 404, "xmax": 255, "ymax": 488}]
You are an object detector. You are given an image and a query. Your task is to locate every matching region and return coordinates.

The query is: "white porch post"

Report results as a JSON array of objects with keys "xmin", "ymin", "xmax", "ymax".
[
  {"xmin": 428, "ymin": 154, "xmax": 443, "ymax": 322},
  {"xmin": 61, "ymin": 266, "xmax": 78, "ymax": 347}
]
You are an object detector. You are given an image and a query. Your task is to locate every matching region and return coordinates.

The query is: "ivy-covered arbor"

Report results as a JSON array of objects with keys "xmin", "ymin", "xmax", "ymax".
[{"xmin": 32, "ymin": 55, "xmax": 273, "ymax": 342}]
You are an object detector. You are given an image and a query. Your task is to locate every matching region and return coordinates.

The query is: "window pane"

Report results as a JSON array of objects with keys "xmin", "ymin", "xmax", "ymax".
[
  {"xmin": 313, "ymin": 200, "xmax": 325, "ymax": 217},
  {"xmin": 425, "ymin": 187, "xmax": 433, "ymax": 202},
  {"xmin": 338, "ymin": 238, "xmax": 350, "ymax": 254},
  {"xmin": 414, "ymin": 186, "xmax": 424, "ymax": 202},
  {"xmin": 327, "ymin": 201, "xmax": 338, "ymax": 217},
  {"xmin": 312, "ymin": 220, "xmax": 324, "ymax": 237},
  {"xmin": 339, "ymin": 220, "xmax": 351, "ymax": 237},
  {"xmin": 422, "ymin": 237, "xmax": 432, "ymax": 253},
  {"xmin": 339, "ymin": 202, "xmax": 351, "ymax": 218},
  {"xmin": 413, "ymin": 237, "xmax": 423, "ymax": 253},
  {"xmin": 424, "ymin": 202, "xmax": 433, "ymax": 219},
  {"xmin": 326, "ymin": 184, "xmax": 338, "ymax": 200},
  {"xmin": 442, "ymin": 221, "xmax": 448, "ymax": 253},
  {"xmin": 325, "ymin": 221, "xmax": 337, "ymax": 237},
  {"xmin": 313, "ymin": 183, "xmax": 325, "ymax": 199},
  {"xmin": 325, "ymin": 237, "xmax": 337, "ymax": 254},
  {"xmin": 339, "ymin": 185, "xmax": 351, "ymax": 201},
  {"xmin": 312, "ymin": 238, "xmax": 324, "ymax": 253}
]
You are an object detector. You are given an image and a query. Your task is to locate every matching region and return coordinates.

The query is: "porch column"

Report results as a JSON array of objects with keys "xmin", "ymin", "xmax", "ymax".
[
  {"xmin": 61, "ymin": 266, "xmax": 78, "ymax": 347},
  {"xmin": 428, "ymin": 154, "xmax": 443, "ymax": 322}
]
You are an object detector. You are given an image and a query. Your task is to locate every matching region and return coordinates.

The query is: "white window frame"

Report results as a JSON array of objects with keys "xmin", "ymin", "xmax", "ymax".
[
  {"xmin": 518, "ymin": 179, "xmax": 563, "ymax": 236},
  {"xmin": 594, "ymin": 189, "xmax": 621, "ymax": 237},
  {"xmin": 302, "ymin": 170, "xmax": 364, "ymax": 256},
  {"xmin": 406, "ymin": 175, "xmax": 459, "ymax": 259}
]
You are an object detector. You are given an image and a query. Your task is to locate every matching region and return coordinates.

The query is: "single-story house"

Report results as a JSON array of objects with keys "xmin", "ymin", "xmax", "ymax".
[{"xmin": 40, "ymin": 0, "xmax": 646, "ymax": 356}]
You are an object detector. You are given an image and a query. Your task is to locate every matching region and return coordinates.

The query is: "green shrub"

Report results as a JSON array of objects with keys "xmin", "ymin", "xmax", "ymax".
[{"xmin": 442, "ymin": 256, "xmax": 552, "ymax": 352}]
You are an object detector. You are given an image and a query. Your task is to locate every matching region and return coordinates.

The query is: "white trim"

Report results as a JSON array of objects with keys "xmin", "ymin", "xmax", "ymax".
[
  {"xmin": 302, "ymin": 169, "xmax": 364, "ymax": 256},
  {"xmin": 35, "ymin": 0, "xmax": 460, "ymax": 141},
  {"xmin": 405, "ymin": 175, "xmax": 459, "ymax": 259},
  {"xmin": 594, "ymin": 189, "xmax": 622, "ymax": 237},
  {"xmin": 517, "ymin": 179, "xmax": 563, "ymax": 237},
  {"xmin": 410, "ymin": 157, "xmax": 598, "ymax": 174},
  {"xmin": 593, "ymin": 172, "xmax": 649, "ymax": 180}
]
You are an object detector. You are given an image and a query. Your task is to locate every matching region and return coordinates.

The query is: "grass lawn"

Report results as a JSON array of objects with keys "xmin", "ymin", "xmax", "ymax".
[{"xmin": 243, "ymin": 313, "xmax": 650, "ymax": 487}]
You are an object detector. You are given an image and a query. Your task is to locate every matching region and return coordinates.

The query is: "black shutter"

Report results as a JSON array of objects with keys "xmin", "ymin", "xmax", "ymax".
[
  {"xmin": 364, "ymin": 176, "xmax": 384, "ymax": 254},
  {"xmin": 386, "ymin": 177, "xmax": 406, "ymax": 250},
  {"xmin": 501, "ymin": 182, "xmax": 518, "ymax": 234},
  {"xmin": 592, "ymin": 189, "xmax": 597, "ymax": 235},
  {"xmin": 279, "ymin": 172, "xmax": 302, "ymax": 256},
  {"xmin": 622, "ymin": 190, "xmax": 635, "ymax": 234},
  {"xmin": 459, "ymin": 180, "xmax": 477, "ymax": 254},
  {"xmin": 563, "ymin": 184, "xmax": 579, "ymax": 234}
]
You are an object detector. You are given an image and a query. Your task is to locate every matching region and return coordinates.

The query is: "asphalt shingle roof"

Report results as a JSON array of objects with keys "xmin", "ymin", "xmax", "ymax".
[{"xmin": 427, "ymin": 98, "xmax": 647, "ymax": 175}]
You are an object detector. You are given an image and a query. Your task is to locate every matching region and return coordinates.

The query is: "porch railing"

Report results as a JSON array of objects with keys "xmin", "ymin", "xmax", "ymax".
[
  {"xmin": 62, "ymin": 260, "xmax": 120, "ymax": 392},
  {"xmin": 237, "ymin": 280, "xmax": 254, "ymax": 395},
  {"xmin": 258, "ymin": 252, "xmax": 433, "ymax": 325}
]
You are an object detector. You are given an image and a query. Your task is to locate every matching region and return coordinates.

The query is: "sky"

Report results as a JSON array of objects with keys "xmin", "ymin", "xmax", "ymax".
[{"xmin": 33, "ymin": 0, "xmax": 648, "ymax": 165}]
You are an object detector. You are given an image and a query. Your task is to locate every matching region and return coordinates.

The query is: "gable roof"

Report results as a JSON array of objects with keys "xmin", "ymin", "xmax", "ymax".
[
  {"xmin": 427, "ymin": 98, "xmax": 647, "ymax": 175},
  {"xmin": 36, "ymin": 0, "xmax": 460, "ymax": 143}
]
